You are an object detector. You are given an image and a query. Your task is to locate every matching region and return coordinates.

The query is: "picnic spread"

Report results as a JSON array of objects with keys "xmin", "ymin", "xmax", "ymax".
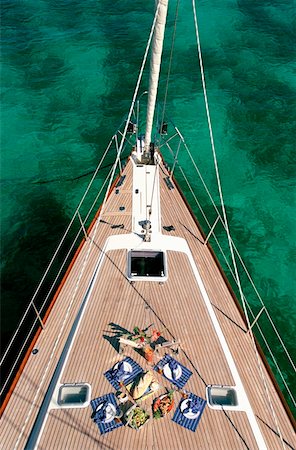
[{"xmin": 91, "ymin": 325, "xmax": 207, "ymax": 435}]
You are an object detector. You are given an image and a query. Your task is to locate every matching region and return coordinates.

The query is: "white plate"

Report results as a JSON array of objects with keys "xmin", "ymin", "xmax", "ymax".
[
  {"xmin": 113, "ymin": 361, "xmax": 132, "ymax": 380},
  {"xmin": 96, "ymin": 402, "xmax": 117, "ymax": 423},
  {"xmin": 163, "ymin": 362, "xmax": 182, "ymax": 381},
  {"xmin": 180, "ymin": 398, "xmax": 200, "ymax": 420}
]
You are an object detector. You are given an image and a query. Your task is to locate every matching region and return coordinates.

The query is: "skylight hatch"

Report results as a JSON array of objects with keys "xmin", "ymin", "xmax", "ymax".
[{"xmin": 128, "ymin": 250, "xmax": 167, "ymax": 281}]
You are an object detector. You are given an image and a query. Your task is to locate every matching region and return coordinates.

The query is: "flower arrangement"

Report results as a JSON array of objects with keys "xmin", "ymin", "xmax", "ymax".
[{"xmin": 129, "ymin": 326, "xmax": 161, "ymax": 345}]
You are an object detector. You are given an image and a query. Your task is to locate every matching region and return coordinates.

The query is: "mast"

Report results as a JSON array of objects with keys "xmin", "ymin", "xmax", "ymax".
[{"xmin": 144, "ymin": 0, "xmax": 168, "ymax": 154}]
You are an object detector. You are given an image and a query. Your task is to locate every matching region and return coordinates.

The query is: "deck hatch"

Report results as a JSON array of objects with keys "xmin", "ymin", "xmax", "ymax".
[
  {"xmin": 57, "ymin": 383, "xmax": 91, "ymax": 408},
  {"xmin": 206, "ymin": 385, "xmax": 239, "ymax": 410},
  {"xmin": 128, "ymin": 250, "xmax": 167, "ymax": 280}
]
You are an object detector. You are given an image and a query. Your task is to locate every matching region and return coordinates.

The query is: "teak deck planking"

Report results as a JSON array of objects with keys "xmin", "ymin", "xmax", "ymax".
[{"xmin": 1, "ymin": 158, "xmax": 295, "ymax": 450}]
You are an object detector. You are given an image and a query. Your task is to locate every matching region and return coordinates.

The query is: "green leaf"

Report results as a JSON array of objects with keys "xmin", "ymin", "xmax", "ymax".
[{"xmin": 153, "ymin": 409, "xmax": 162, "ymax": 419}]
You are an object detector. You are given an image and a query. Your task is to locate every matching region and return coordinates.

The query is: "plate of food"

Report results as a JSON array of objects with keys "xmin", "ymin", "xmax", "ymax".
[
  {"xmin": 180, "ymin": 398, "xmax": 201, "ymax": 420},
  {"xmin": 153, "ymin": 392, "xmax": 174, "ymax": 419},
  {"xmin": 163, "ymin": 362, "xmax": 182, "ymax": 381},
  {"xmin": 95, "ymin": 402, "xmax": 117, "ymax": 423},
  {"xmin": 126, "ymin": 406, "xmax": 150, "ymax": 430}
]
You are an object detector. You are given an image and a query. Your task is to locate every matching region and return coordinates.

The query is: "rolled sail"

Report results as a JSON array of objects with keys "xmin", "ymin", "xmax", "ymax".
[{"xmin": 145, "ymin": 0, "xmax": 169, "ymax": 151}]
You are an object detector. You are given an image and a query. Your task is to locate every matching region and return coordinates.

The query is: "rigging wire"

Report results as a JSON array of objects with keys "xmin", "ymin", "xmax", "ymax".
[
  {"xmin": 166, "ymin": 128, "xmax": 295, "ymax": 377},
  {"xmin": 164, "ymin": 128, "xmax": 292, "ymax": 449},
  {"xmin": 0, "ymin": 167, "xmax": 115, "ymax": 397},
  {"xmin": 32, "ymin": 161, "xmax": 123, "ymax": 185},
  {"xmin": 11, "ymin": 8, "xmax": 162, "ymax": 446},
  {"xmin": 161, "ymin": 122, "xmax": 295, "ymax": 387},
  {"xmin": 161, "ymin": 129, "xmax": 295, "ymax": 408},
  {"xmin": 0, "ymin": 135, "xmax": 116, "ymax": 370},
  {"xmin": 160, "ymin": 0, "xmax": 180, "ymax": 130},
  {"xmin": 149, "ymin": 0, "xmax": 179, "ymax": 224},
  {"xmin": 191, "ymin": 1, "xmax": 288, "ymax": 445},
  {"xmin": 3, "ymin": 4, "xmax": 294, "ymax": 447},
  {"xmin": 2, "ymin": 0, "xmax": 160, "ymax": 372}
]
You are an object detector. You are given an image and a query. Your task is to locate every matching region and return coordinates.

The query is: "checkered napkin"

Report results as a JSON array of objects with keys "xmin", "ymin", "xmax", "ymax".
[
  {"xmin": 172, "ymin": 393, "xmax": 206, "ymax": 432},
  {"xmin": 154, "ymin": 354, "xmax": 192, "ymax": 389},
  {"xmin": 104, "ymin": 356, "xmax": 144, "ymax": 390},
  {"xmin": 91, "ymin": 393, "xmax": 123, "ymax": 435}
]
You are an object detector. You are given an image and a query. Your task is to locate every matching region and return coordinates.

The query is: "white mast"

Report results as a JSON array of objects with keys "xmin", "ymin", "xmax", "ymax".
[{"xmin": 144, "ymin": 0, "xmax": 168, "ymax": 153}]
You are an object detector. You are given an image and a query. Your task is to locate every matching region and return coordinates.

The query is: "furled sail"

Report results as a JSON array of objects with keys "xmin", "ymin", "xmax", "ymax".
[{"xmin": 144, "ymin": 0, "xmax": 168, "ymax": 152}]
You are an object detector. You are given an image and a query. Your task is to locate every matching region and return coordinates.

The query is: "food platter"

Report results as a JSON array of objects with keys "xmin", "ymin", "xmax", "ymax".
[
  {"xmin": 163, "ymin": 363, "xmax": 182, "ymax": 381},
  {"xmin": 153, "ymin": 393, "xmax": 174, "ymax": 418},
  {"xmin": 180, "ymin": 398, "xmax": 201, "ymax": 420},
  {"xmin": 126, "ymin": 406, "xmax": 150, "ymax": 429}
]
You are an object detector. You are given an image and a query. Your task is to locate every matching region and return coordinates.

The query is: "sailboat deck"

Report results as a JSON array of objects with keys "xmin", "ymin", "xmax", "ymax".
[{"xmin": 1, "ymin": 159, "xmax": 295, "ymax": 449}]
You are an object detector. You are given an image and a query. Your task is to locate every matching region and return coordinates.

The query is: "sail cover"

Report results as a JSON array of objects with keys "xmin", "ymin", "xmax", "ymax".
[{"xmin": 145, "ymin": 0, "xmax": 169, "ymax": 150}]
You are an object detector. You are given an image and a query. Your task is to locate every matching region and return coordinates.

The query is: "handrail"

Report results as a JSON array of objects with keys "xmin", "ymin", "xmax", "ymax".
[
  {"xmin": 0, "ymin": 4, "xmax": 160, "ymax": 396},
  {"xmin": 0, "ymin": 134, "xmax": 130, "ymax": 398},
  {"xmin": 160, "ymin": 128, "xmax": 295, "ymax": 409},
  {"xmin": 1, "ymin": 117, "xmax": 295, "ymax": 415}
]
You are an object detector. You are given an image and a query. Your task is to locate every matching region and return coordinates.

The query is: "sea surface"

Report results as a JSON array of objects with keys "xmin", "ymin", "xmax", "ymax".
[{"xmin": 1, "ymin": 0, "xmax": 295, "ymax": 414}]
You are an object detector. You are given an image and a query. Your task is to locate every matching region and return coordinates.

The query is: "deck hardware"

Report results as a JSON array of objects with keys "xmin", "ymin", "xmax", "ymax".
[
  {"xmin": 119, "ymin": 206, "xmax": 125, "ymax": 211},
  {"xmin": 127, "ymin": 121, "xmax": 136, "ymax": 134},
  {"xmin": 142, "ymin": 220, "xmax": 152, "ymax": 242},
  {"xmin": 165, "ymin": 176, "xmax": 174, "ymax": 190},
  {"xmin": 57, "ymin": 383, "xmax": 91, "ymax": 408},
  {"xmin": 116, "ymin": 175, "xmax": 126, "ymax": 188},
  {"xmin": 111, "ymin": 224, "xmax": 124, "ymax": 229},
  {"xmin": 159, "ymin": 121, "xmax": 168, "ymax": 135},
  {"xmin": 204, "ymin": 216, "xmax": 220, "ymax": 245},
  {"xmin": 141, "ymin": 220, "xmax": 151, "ymax": 231},
  {"xmin": 128, "ymin": 250, "xmax": 166, "ymax": 280},
  {"xmin": 163, "ymin": 225, "xmax": 175, "ymax": 232},
  {"xmin": 32, "ymin": 348, "xmax": 39, "ymax": 355},
  {"xmin": 206, "ymin": 385, "xmax": 239, "ymax": 410}
]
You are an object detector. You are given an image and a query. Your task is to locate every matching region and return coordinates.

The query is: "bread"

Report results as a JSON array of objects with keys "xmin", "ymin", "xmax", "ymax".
[{"xmin": 131, "ymin": 371, "xmax": 154, "ymax": 400}]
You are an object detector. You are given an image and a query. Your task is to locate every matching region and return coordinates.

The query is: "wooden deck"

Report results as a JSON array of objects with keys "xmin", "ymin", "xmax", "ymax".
[{"xmin": 1, "ymin": 157, "xmax": 295, "ymax": 450}]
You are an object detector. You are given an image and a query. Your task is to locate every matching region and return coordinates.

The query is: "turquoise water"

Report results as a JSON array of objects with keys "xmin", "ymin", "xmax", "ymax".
[{"xmin": 1, "ymin": 0, "xmax": 295, "ymax": 413}]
